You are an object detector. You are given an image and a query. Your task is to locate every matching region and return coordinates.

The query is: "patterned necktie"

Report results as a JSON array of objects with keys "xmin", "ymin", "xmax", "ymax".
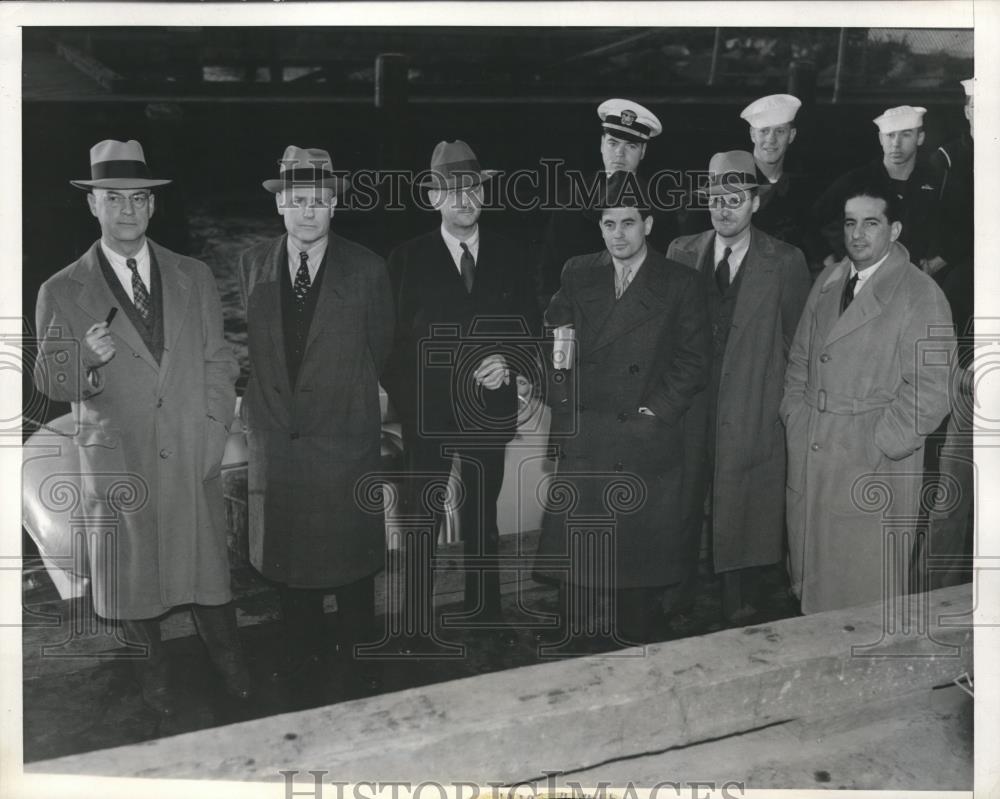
[
  {"xmin": 459, "ymin": 242, "xmax": 475, "ymax": 293},
  {"xmin": 841, "ymin": 272, "xmax": 859, "ymax": 315},
  {"xmin": 126, "ymin": 258, "xmax": 151, "ymax": 324},
  {"xmin": 715, "ymin": 247, "xmax": 732, "ymax": 295},
  {"xmin": 615, "ymin": 265, "xmax": 633, "ymax": 300},
  {"xmin": 293, "ymin": 251, "xmax": 311, "ymax": 307}
]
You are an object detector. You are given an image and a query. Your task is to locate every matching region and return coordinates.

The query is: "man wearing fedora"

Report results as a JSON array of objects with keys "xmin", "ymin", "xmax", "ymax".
[
  {"xmin": 33, "ymin": 140, "xmax": 247, "ymax": 716},
  {"xmin": 812, "ymin": 105, "xmax": 942, "ymax": 272},
  {"xmin": 667, "ymin": 151, "xmax": 810, "ymax": 625},
  {"xmin": 238, "ymin": 146, "xmax": 394, "ymax": 698},
  {"xmin": 537, "ymin": 98, "xmax": 665, "ymax": 301},
  {"xmin": 535, "ymin": 171, "xmax": 711, "ymax": 645},
  {"xmin": 382, "ymin": 140, "xmax": 541, "ymax": 644}
]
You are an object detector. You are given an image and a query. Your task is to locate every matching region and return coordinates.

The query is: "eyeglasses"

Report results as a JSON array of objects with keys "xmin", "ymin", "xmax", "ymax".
[
  {"xmin": 102, "ymin": 192, "xmax": 151, "ymax": 209},
  {"xmin": 708, "ymin": 193, "xmax": 750, "ymax": 210}
]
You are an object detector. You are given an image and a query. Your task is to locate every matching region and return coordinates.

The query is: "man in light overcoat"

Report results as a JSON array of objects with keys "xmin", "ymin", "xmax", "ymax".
[
  {"xmin": 34, "ymin": 139, "xmax": 247, "ymax": 716},
  {"xmin": 668, "ymin": 150, "xmax": 811, "ymax": 624},
  {"xmin": 781, "ymin": 182, "xmax": 954, "ymax": 614}
]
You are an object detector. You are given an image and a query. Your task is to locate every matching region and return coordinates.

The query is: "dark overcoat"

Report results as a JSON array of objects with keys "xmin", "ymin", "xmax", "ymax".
[
  {"xmin": 34, "ymin": 240, "xmax": 237, "ymax": 619},
  {"xmin": 382, "ymin": 227, "xmax": 542, "ymax": 448},
  {"xmin": 535, "ymin": 248, "xmax": 711, "ymax": 589},
  {"xmin": 780, "ymin": 243, "xmax": 954, "ymax": 614},
  {"xmin": 238, "ymin": 233, "xmax": 394, "ymax": 588},
  {"xmin": 668, "ymin": 227, "xmax": 811, "ymax": 572}
]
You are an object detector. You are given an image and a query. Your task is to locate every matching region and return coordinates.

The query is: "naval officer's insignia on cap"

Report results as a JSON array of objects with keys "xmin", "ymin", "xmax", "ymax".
[{"xmin": 596, "ymin": 98, "xmax": 663, "ymax": 144}]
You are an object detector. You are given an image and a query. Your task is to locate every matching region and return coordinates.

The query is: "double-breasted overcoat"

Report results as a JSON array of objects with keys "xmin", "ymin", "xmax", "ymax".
[{"xmin": 536, "ymin": 248, "xmax": 711, "ymax": 589}]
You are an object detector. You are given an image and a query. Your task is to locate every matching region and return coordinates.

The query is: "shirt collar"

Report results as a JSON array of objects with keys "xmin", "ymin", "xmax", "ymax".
[
  {"xmin": 850, "ymin": 250, "xmax": 891, "ymax": 282},
  {"xmin": 714, "ymin": 228, "xmax": 752, "ymax": 272},
  {"xmin": 286, "ymin": 236, "xmax": 328, "ymax": 271},
  {"xmin": 440, "ymin": 224, "xmax": 480, "ymax": 270},
  {"xmin": 100, "ymin": 239, "xmax": 149, "ymax": 271}
]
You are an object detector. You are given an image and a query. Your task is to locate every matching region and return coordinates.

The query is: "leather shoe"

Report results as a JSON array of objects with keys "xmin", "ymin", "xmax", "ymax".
[{"xmin": 134, "ymin": 661, "xmax": 176, "ymax": 717}]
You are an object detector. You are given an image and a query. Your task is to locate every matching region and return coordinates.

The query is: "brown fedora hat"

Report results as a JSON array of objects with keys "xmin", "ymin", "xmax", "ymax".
[
  {"xmin": 262, "ymin": 145, "xmax": 349, "ymax": 194},
  {"xmin": 69, "ymin": 140, "xmax": 172, "ymax": 190},
  {"xmin": 419, "ymin": 140, "xmax": 498, "ymax": 191}
]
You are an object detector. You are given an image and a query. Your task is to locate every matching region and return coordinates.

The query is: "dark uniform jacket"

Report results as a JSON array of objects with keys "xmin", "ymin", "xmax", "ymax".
[{"xmin": 812, "ymin": 157, "xmax": 941, "ymax": 265}]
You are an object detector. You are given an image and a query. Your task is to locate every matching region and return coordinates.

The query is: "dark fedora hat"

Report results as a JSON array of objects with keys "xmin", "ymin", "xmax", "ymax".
[
  {"xmin": 262, "ymin": 145, "xmax": 349, "ymax": 194},
  {"xmin": 419, "ymin": 140, "xmax": 498, "ymax": 191},
  {"xmin": 69, "ymin": 140, "xmax": 172, "ymax": 190}
]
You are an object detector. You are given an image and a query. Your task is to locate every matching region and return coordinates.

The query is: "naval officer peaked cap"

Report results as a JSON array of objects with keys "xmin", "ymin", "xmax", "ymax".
[{"xmin": 598, "ymin": 99, "xmax": 663, "ymax": 144}]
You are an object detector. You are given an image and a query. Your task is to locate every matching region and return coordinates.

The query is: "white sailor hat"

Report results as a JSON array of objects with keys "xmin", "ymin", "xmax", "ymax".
[
  {"xmin": 873, "ymin": 105, "xmax": 927, "ymax": 134},
  {"xmin": 739, "ymin": 94, "xmax": 801, "ymax": 128},
  {"xmin": 597, "ymin": 99, "xmax": 662, "ymax": 144},
  {"xmin": 960, "ymin": 78, "xmax": 974, "ymax": 97}
]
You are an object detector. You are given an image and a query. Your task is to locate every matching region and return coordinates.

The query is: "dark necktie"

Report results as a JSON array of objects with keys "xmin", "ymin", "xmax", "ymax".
[
  {"xmin": 126, "ymin": 258, "xmax": 151, "ymax": 324},
  {"xmin": 841, "ymin": 272, "xmax": 859, "ymax": 315},
  {"xmin": 459, "ymin": 243, "xmax": 475, "ymax": 293},
  {"xmin": 293, "ymin": 251, "xmax": 311, "ymax": 307},
  {"xmin": 715, "ymin": 246, "xmax": 732, "ymax": 294}
]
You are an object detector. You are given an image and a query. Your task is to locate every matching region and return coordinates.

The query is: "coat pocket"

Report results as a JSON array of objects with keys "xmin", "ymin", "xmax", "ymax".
[{"xmin": 203, "ymin": 417, "xmax": 228, "ymax": 482}]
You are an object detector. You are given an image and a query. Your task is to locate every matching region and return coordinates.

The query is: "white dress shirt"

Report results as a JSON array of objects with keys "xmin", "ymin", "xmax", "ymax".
[
  {"xmin": 440, "ymin": 224, "xmax": 480, "ymax": 274},
  {"xmin": 286, "ymin": 237, "xmax": 328, "ymax": 284},
  {"xmin": 101, "ymin": 240, "xmax": 151, "ymax": 302},
  {"xmin": 849, "ymin": 250, "xmax": 891, "ymax": 296},
  {"xmin": 713, "ymin": 228, "xmax": 752, "ymax": 279}
]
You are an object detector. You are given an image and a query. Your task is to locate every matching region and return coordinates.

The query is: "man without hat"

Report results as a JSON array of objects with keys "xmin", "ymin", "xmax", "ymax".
[
  {"xmin": 536, "ymin": 98, "xmax": 666, "ymax": 300},
  {"xmin": 382, "ymin": 140, "xmax": 541, "ymax": 648},
  {"xmin": 919, "ymin": 77, "xmax": 975, "ymax": 590},
  {"xmin": 535, "ymin": 171, "xmax": 711, "ymax": 645},
  {"xmin": 812, "ymin": 105, "xmax": 943, "ymax": 271},
  {"xmin": 739, "ymin": 94, "xmax": 815, "ymax": 262},
  {"xmin": 782, "ymin": 182, "xmax": 954, "ymax": 614},
  {"xmin": 238, "ymin": 146, "xmax": 394, "ymax": 700},
  {"xmin": 33, "ymin": 140, "xmax": 248, "ymax": 715},
  {"xmin": 667, "ymin": 151, "xmax": 811, "ymax": 625}
]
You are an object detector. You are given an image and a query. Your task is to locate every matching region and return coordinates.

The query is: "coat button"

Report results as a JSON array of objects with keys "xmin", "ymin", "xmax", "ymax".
[
  {"xmin": 617, "ymin": 412, "xmax": 628, "ymax": 422},
  {"xmin": 156, "ymin": 398, "xmax": 163, "ymax": 408},
  {"xmin": 629, "ymin": 364, "xmax": 640, "ymax": 374},
  {"xmin": 159, "ymin": 448, "xmax": 171, "ymax": 458},
  {"xmin": 820, "ymin": 353, "xmax": 831, "ymax": 363},
  {"xmin": 811, "ymin": 442, "xmax": 820, "ymax": 451},
  {"xmin": 614, "ymin": 461, "xmax": 624, "ymax": 472}
]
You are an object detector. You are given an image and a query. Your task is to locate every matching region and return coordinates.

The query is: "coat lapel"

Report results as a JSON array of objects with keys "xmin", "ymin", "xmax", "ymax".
[
  {"xmin": 574, "ymin": 251, "xmax": 616, "ymax": 340},
  {"xmin": 673, "ymin": 230, "xmax": 715, "ymax": 275},
  {"xmin": 304, "ymin": 235, "xmax": 351, "ymax": 353},
  {"xmin": 71, "ymin": 241, "xmax": 159, "ymax": 371},
  {"xmin": 252, "ymin": 234, "xmax": 291, "ymax": 389},
  {"xmin": 591, "ymin": 250, "xmax": 669, "ymax": 353},
  {"xmin": 150, "ymin": 241, "xmax": 192, "ymax": 388},
  {"xmin": 727, "ymin": 228, "xmax": 775, "ymax": 354},
  {"xmin": 821, "ymin": 245, "xmax": 910, "ymax": 346}
]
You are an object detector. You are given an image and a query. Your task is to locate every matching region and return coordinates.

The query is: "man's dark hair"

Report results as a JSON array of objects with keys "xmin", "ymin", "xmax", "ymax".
[
  {"xmin": 844, "ymin": 182, "xmax": 901, "ymax": 224},
  {"xmin": 587, "ymin": 170, "xmax": 653, "ymax": 220}
]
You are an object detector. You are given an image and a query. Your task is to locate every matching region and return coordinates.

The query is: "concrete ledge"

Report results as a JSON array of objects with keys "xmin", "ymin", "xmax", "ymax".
[{"xmin": 29, "ymin": 584, "xmax": 972, "ymax": 783}]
